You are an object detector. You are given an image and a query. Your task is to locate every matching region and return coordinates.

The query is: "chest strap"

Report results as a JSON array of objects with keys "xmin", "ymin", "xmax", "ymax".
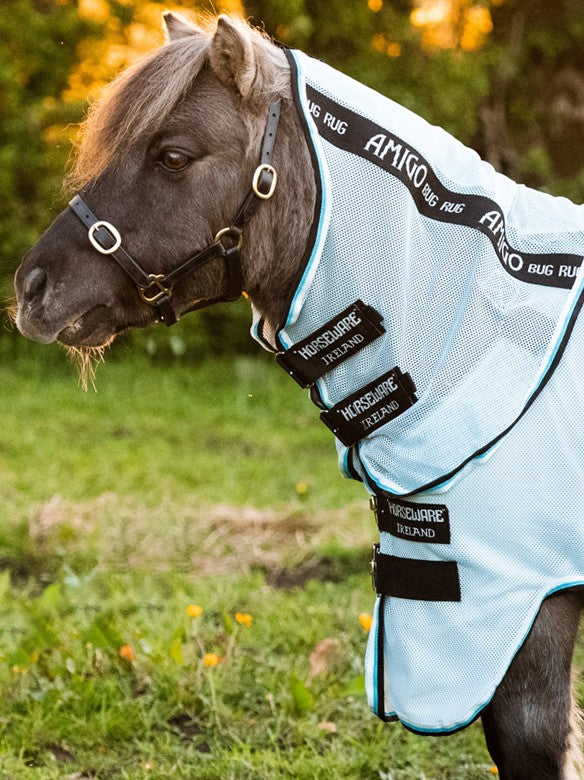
[
  {"xmin": 371, "ymin": 545, "xmax": 461, "ymax": 602},
  {"xmin": 320, "ymin": 367, "xmax": 417, "ymax": 447},
  {"xmin": 276, "ymin": 300, "xmax": 385, "ymax": 387}
]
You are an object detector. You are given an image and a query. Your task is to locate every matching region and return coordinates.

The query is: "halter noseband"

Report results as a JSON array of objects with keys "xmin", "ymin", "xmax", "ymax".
[{"xmin": 68, "ymin": 99, "xmax": 282, "ymax": 327}]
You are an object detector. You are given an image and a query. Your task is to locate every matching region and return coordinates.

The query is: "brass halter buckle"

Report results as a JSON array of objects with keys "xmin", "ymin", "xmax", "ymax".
[
  {"xmin": 139, "ymin": 274, "xmax": 172, "ymax": 304},
  {"xmin": 252, "ymin": 164, "xmax": 278, "ymax": 200}
]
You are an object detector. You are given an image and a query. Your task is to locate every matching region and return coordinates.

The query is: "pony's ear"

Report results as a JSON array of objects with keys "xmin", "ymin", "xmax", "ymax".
[
  {"xmin": 162, "ymin": 11, "xmax": 198, "ymax": 43},
  {"xmin": 209, "ymin": 15, "xmax": 257, "ymax": 99}
]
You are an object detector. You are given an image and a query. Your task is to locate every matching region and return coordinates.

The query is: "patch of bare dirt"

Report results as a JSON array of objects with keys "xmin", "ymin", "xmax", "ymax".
[{"xmin": 28, "ymin": 494, "xmax": 373, "ymax": 579}]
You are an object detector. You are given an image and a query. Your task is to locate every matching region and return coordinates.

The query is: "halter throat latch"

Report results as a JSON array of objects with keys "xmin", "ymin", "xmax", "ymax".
[{"xmin": 68, "ymin": 98, "xmax": 281, "ymax": 327}]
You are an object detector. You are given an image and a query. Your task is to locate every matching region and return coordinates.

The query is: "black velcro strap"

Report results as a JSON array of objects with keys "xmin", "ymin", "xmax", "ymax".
[
  {"xmin": 320, "ymin": 367, "xmax": 417, "ymax": 446},
  {"xmin": 276, "ymin": 300, "xmax": 385, "ymax": 387},
  {"xmin": 372, "ymin": 546, "xmax": 461, "ymax": 602},
  {"xmin": 372, "ymin": 494, "xmax": 451, "ymax": 544}
]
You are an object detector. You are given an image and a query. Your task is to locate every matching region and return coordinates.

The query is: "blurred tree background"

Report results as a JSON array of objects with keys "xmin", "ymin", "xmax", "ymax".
[{"xmin": 2, "ymin": 0, "xmax": 583, "ymax": 360}]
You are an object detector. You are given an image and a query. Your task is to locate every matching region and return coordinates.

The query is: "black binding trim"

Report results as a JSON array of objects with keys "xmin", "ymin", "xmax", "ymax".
[
  {"xmin": 384, "ymin": 584, "xmax": 584, "ymax": 733},
  {"xmin": 345, "ymin": 447, "xmax": 363, "ymax": 482},
  {"xmin": 276, "ymin": 49, "xmax": 325, "ymax": 349},
  {"xmin": 354, "ymin": 280, "xmax": 584, "ymax": 497},
  {"xmin": 376, "ymin": 594, "xmax": 387, "ymax": 721},
  {"xmin": 408, "ymin": 273, "xmax": 584, "ymax": 495},
  {"xmin": 372, "ymin": 545, "xmax": 461, "ymax": 602}
]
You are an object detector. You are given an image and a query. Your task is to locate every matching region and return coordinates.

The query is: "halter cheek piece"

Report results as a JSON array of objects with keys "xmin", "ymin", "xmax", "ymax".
[{"xmin": 68, "ymin": 99, "xmax": 282, "ymax": 327}]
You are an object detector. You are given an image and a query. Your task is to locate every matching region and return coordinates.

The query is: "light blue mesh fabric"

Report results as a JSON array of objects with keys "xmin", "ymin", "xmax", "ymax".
[
  {"xmin": 364, "ymin": 324, "xmax": 584, "ymax": 730},
  {"xmin": 252, "ymin": 50, "xmax": 584, "ymax": 732},
  {"xmin": 257, "ymin": 50, "xmax": 584, "ymax": 495}
]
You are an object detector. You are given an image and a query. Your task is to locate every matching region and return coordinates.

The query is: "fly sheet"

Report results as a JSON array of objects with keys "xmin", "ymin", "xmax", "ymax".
[{"xmin": 252, "ymin": 49, "xmax": 584, "ymax": 733}]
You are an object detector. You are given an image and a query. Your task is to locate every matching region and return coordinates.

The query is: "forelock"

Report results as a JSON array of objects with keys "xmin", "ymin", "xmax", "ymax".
[{"xmin": 69, "ymin": 30, "xmax": 212, "ymax": 188}]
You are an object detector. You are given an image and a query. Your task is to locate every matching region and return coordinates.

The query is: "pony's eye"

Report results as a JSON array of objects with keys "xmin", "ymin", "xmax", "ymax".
[{"xmin": 158, "ymin": 149, "xmax": 193, "ymax": 172}]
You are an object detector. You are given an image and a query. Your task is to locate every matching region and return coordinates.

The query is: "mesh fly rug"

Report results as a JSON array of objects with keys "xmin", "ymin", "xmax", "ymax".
[{"xmin": 252, "ymin": 49, "xmax": 584, "ymax": 734}]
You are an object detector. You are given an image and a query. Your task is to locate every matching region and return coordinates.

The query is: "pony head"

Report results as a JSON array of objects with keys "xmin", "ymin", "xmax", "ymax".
[{"xmin": 14, "ymin": 13, "xmax": 306, "ymax": 352}]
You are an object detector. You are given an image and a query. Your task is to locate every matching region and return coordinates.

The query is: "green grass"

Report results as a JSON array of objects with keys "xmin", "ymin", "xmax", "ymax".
[{"xmin": 0, "ymin": 346, "xmax": 507, "ymax": 777}]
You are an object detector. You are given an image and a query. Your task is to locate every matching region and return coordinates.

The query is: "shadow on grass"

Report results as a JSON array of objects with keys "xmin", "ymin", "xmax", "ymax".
[{"xmin": 264, "ymin": 544, "xmax": 371, "ymax": 589}]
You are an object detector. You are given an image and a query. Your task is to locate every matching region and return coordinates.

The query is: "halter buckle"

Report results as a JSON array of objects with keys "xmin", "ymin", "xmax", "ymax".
[
  {"xmin": 252, "ymin": 164, "xmax": 277, "ymax": 200},
  {"xmin": 88, "ymin": 221, "xmax": 122, "ymax": 255},
  {"xmin": 139, "ymin": 274, "xmax": 172, "ymax": 304}
]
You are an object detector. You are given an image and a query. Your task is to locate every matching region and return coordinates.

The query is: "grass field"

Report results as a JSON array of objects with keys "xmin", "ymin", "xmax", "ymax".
[{"xmin": 0, "ymin": 343, "xmax": 544, "ymax": 778}]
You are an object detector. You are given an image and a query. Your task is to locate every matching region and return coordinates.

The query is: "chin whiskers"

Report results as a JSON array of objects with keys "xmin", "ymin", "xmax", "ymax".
[
  {"xmin": 5, "ymin": 298, "xmax": 18, "ymax": 325},
  {"xmin": 66, "ymin": 343, "xmax": 109, "ymax": 392}
]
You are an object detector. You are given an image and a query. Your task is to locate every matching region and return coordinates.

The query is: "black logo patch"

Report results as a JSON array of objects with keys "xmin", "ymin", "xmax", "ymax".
[
  {"xmin": 320, "ymin": 367, "xmax": 417, "ymax": 446},
  {"xmin": 373, "ymin": 495, "xmax": 451, "ymax": 544},
  {"xmin": 276, "ymin": 300, "xmax": 385, "ymax": 387}
]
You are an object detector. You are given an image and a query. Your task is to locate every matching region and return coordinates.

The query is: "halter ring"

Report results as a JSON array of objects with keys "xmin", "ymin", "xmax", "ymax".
[
  {"xmin": 252, "ymin": 164, "xmax": 278, "ymax": 200},
  {"xmin": 215, "ymin": 227, "xmax": 244, "ymax": 251},
  {"xmin": 88, "ymin": 221, "xmax": 122, "ymax": 255}
]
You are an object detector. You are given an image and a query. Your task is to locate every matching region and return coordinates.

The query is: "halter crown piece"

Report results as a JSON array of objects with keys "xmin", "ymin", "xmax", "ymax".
[{"xmin": 68, "ymin": 99, "xmax": 282, "ymax": 327}]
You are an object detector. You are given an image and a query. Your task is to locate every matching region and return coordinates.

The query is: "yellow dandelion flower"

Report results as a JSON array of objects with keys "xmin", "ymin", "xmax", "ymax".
[
  {"xmin": 295, "ymin": 481, "xmax": 308, "ymax": 496},
  {"xmin": 235, "ymin": 612, "xmax": 253, "ymax": 627},
  {"xmin": 359, "ymin": 612, "xmax": 373, "ymax": 632},
  {"xmin": 119, "ymin": 644, "xmax": 135, "ymax": 662},
  {"xmin": 203, "ymin": 652, "xmax": 220, "ymax": 667},
  {"xmin": 490, "ymin": 769, "xmax": 499, "ymax": 776},
  {"xmin": 187, "ymin": 604, "xmax": 203, "ymax": 618}
]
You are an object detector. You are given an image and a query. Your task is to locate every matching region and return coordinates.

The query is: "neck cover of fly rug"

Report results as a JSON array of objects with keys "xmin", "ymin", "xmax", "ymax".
[{"xmin": 252, "ymin": 49, "xmax": 584, "ymax": 733}]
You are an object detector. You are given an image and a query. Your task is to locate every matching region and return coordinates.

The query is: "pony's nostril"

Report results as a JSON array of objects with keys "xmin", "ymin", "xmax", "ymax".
[{"xmin": 23, "ymin": 268, "xmax": 48, "ymax": 303}]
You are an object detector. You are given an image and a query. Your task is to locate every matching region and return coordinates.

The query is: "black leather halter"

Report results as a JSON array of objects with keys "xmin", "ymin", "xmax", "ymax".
[{"xmin": 68, "ymin": 99, "xmax": 282, "ymax": 327}]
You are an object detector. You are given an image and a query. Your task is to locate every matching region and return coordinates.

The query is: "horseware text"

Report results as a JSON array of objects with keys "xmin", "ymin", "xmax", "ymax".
[
  {"xmin": 339, "ymin": 375, "xmax": 399, "ymax": 422},
  {"xmin": 386, "ymin": 502, "xmax": 446, "ymax": 524},
  {"xmin": 277, "ymin": 302, "xmax": 385, "ymax": 387},
  {"xmin": 320, "ymin": 367, "xmax": 417, "ymax": 446},
  {"xmin": 296, "ymin": 310, "xmax": 363, "ymax": 362},
  {"xmin": 378, "ymin": 498, "xmax": 452, "ymax": 544}
]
